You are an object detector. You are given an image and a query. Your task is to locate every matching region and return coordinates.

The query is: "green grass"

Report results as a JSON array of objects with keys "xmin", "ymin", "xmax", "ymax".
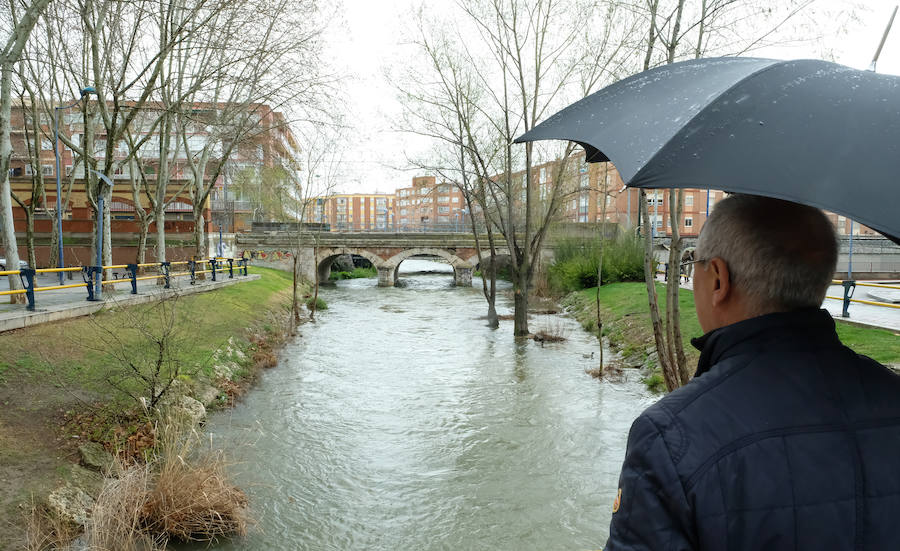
[
  {"xmin": 566, "ymin": 282, "xmax": 900, "ymax": 372},
  {"xmin": 0, "ymin": 266, "xmax": 295, "ymax": 397}
]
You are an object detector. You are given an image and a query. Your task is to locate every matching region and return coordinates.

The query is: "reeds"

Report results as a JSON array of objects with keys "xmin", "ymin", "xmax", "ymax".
[{"xmin": 82, "ymin": 412, "xmax": 249, "ymax": 549}]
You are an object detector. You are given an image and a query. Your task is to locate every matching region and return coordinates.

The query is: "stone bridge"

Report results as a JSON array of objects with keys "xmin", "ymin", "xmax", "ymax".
[{"xmin": 235, "ymin": 232, "xmax": 513, "ymax": 287}]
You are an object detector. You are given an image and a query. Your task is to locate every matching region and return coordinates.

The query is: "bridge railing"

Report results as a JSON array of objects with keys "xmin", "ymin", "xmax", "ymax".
[
  {"xmin": 0, "ymin": 257, "xmax": 250, "ymax": 312},
  {"xmin": 325, "ymin": 222, "xmax": 487, "ymax": 233}
]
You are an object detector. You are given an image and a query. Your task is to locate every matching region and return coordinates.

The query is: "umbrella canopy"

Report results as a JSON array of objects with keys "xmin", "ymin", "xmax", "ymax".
[{"xmin": 515, "ymin": 57, "xmax": 900, "ymax": 244}]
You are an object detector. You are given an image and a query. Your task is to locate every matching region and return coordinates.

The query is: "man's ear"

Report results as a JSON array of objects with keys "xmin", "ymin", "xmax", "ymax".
[{"xmin": 707, "ymin": 257, "xmax": 732, "ymax": 307}]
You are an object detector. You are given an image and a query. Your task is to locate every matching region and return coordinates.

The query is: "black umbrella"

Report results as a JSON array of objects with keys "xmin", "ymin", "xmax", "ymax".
[{"xmin": 515, "ymin": 57, "xmax": 900, "ymax": 244}]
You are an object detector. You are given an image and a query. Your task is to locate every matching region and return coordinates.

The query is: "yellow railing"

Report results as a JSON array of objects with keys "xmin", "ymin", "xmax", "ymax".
[{"xmin": 0, "ymin": 258, "xmax": 250, "ymax": 311}]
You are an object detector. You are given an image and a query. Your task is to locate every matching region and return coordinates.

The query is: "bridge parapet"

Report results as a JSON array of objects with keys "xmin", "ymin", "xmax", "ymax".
[{"xmin": 237, "ymin": 231, "xmax": 512, "ymax": 288}]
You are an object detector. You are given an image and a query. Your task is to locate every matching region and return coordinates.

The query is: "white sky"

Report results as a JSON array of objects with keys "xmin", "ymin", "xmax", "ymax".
[{"xmin": 322, "ymin": 0, "xmax": 900, "ymax": 195}]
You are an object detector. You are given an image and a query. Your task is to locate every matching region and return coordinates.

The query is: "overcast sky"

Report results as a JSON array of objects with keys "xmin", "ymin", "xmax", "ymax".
[{"xmin": 321, "ymin": 0, "xmax": 900, "ymax": 195}]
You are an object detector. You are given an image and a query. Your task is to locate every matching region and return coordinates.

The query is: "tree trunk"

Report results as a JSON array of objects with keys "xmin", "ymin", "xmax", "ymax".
[
  {"xmin": 155, "ymin": 208, "xmax": 166, "ymax": 263},
  {"xmin": 136, "ymin": 218, "xmax": 149, "ymax": 266},
  {"xmin": 193, "ymin": 208, "xmax": 206, "ymax": 279},
  {"xmin": 640, "ymin": 190, "xmax": 677, "ymax": 390},
  {"xmin": 292, "ymin": 253, "xmax": 300, "ymax": 325},
  {"xmin": 666, "ymin": 189, "xmax": 690, "ymax": 385},
  {"xmin": 310, "ymin": 243, "xmax": 319, "ymax": 320},
  {"xmin": 513, "ymin": 265, "xmax": 529, "ymax": 336},
  {"xmin": 48, "ymin": 213, "xmax": 59, "ymax": 269},
  {"xmin": 102, "ymin": 187, "xmax": 113, "ymax": 289},
  {"xmin": 0, "ymin": 59, "xmax": 24, "ymax": 302}
]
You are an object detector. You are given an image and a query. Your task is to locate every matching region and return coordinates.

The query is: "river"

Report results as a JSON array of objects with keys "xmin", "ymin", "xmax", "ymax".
[{"xmin": 190, "ymin": 259, "xmax": 656, "ymax": 550}]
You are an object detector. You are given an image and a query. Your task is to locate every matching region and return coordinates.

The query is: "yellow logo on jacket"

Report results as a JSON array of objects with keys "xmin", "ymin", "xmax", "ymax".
[{"xmin": 612, "ymin": 488, "xmax": 622, "ymax": 513}]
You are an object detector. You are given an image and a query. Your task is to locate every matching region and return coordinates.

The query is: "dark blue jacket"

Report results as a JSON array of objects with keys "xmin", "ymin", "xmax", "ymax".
[{"xmin": 605, "ymin": 308, "xmax": 900, "ymax": 550}]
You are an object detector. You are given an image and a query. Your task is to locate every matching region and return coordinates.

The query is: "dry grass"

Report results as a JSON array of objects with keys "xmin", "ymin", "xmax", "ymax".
[
  {"xmin": 24, "ymin": 499, "xmax": 81, "ymax": 551},
  {"xmin": 83, "ymin": 413, "xmax": 249, "ymax": 549},
  {"xmin": 532, "ymin": 318, "xmax": 570, "ymax": 343}
]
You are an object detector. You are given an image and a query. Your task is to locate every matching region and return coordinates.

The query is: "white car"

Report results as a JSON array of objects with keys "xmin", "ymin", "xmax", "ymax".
[{"xmin": 0, "ymin": 258, "xmax": 30, "ymax": 270}]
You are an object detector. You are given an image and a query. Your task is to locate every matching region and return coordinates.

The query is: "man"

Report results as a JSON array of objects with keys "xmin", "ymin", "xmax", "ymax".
[{"xmin": 605, "ymin": 195, "xmax": 900, "ymax": 550}]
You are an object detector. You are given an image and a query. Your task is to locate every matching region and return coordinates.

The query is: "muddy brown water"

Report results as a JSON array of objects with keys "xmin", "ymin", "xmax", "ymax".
[{"xmin": 184, "ymin": 259, "xmax": 656, "ymax": 550}]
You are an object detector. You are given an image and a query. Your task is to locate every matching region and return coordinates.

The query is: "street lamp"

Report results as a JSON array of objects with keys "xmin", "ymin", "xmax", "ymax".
[{"xmin": 54, "ymin": 87, "xmax": 95, "ymax": 284}]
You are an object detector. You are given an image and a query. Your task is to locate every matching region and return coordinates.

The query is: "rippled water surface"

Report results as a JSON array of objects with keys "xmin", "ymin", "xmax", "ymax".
[{"xmin": 192, "ymin": 260, "xmax": 656, "ymax": 550}]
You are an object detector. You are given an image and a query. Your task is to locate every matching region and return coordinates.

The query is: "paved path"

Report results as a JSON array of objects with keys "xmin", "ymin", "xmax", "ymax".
[
  {"xmin": 657, "ymin": 275, "xmax": 900, "ymax": 333},
  {"xmin": 0, "ymin": 270, "xmax": 258, "ymax": 333}
]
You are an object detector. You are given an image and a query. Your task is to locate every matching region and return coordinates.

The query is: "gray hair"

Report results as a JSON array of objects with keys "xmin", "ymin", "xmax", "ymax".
[{"xmin": 696, "ymin": 194, "xmax": 837, "ymax": 314}]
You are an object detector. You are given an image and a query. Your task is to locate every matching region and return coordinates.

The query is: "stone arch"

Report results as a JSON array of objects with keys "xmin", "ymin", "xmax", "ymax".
[
  {"xmin": 382, "ymin": 248, "xmax": 473, "ymax": 287},
  {"xmin": 315, "ymin": 247, "xmax": 384, "ymax": 283}
]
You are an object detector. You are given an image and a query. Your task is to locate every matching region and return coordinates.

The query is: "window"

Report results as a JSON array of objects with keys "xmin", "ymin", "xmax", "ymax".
[
  {"xmin": 580, "ymin": 174, "xmax": 589, "ymax": 190},
  {"xmin": 685, "ymin": 194, "xmax": 693, "ymax": 206},
  {"xmin": 24, "ymin": 164, "xmax": 33, "ymax": 176},
  {"xmin": 400, "ymin": 209, "xmax": 408, "ymax": 215},
  {"xmin": 438, "ymin": 206, "xmax": 450, "ymax": 214},
  {"xmin": 8, "ymin": 167, "xmax": 23, "ymax": 177},
  {"xmin": 41, "ymin": 139, "xmax": 53, "ymax": 151},
  {"xmin": 438, "ymin": 195, "xmax": 449, "ymax": 203},
  {"xmin": 451, "ymin": 196, "xmax": 459, "ymax": 203},
  {"xmin": 65, "ymin": 165, "xmax": 73, "ymax": 176},
  {"xmin": 684, "ymin": 217, "xmax": 693, "ymax": 228},
  {"xmin": 41, "ymin": 165, "xmax": 53, "ymax": 177},
  {"xmin": 336, "ymin": 197, "xmax": 347, "ymax": 205},
  {"xmin": 540, "ymin": 167, "xmax": 547, "ymax": 182}
]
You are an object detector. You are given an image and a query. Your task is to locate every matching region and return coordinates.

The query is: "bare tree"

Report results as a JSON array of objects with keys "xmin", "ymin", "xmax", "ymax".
[
  {"xmin": 173, "ymin": 0, "xmax": 330, "ymax": 262},
  {"xmin": 292, "ymin": 121, "xmax": 343, "ymax": 325},
  {"xmin": 627, "ymin": 0, "xmax": 825, "ymax": 390},
  {"xmin": 404, "ymin": 0, "xmax": 633, "ymax": 336},
  {"xmin": 1, "ymin": 0, "xmax": 51, "ymax": 302}
]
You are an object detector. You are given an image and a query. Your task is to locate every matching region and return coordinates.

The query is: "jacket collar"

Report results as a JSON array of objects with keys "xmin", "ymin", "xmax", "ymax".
[{"xmin": 690, "ymin": 308, "xmax": 840, "ymax": 377}]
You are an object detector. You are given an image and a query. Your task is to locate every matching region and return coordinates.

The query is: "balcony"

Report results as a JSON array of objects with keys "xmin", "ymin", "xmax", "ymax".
[{"xmin": 211, "ymin": 199, "xmax": 254, "ymax": 212}]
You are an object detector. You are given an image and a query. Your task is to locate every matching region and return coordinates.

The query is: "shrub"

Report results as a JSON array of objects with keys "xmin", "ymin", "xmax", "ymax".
[
  {"xmin": 329, "ymin": 267, "xmax": 376, "ymax": 280},
  {"xmin": 548, "ymin": 233, "xmax": 644, "ymax": 293},
  {"xmin": 643, "ymin": 371, "xmax": 666, "ymax": 394},
  {"xmin": 306, "ymin": 297, "xmax": 327, "ymax": 310}
]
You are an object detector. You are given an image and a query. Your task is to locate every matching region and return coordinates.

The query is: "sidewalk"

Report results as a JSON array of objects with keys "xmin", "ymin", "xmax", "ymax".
[
  {"xmin": 0, "ymin": 271, "xmax": 259, "ymax": 333},
  {"xmin": 657, "ymin": 275, "xmax": 900, "ymax": 333}
]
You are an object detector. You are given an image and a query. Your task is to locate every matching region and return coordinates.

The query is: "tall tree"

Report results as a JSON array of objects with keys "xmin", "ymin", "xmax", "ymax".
[{"xmin": 0, "ymin": 0, "xmax": 51, "ymax": 302}]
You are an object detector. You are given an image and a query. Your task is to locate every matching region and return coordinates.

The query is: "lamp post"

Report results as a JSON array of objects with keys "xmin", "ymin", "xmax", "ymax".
[
  {"xmin": 90, "ymin": 170, "xmax": 113, "ymax": 300},
  {"xmin": 54, "ymin": 87, "xmax": 96, "ymax": 284}
]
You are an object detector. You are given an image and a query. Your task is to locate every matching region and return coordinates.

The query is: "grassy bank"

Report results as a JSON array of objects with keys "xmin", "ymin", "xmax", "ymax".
[
  {"xmin": 564, "ymin": 282, "xmax": 900, "ymax": 391},
  {"xmin": 0, "ymin": 267, "xmax": 296, "ymax": 549}
]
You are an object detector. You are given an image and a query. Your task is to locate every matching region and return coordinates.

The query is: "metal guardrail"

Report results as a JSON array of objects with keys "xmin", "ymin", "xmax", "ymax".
[
  {"xmin": 829, "ymin": 279, "xmax": 900, "ymax": 318},
  {"xmin": 0, "ymin": 257, "xmax": 250, "ymax": 312}
]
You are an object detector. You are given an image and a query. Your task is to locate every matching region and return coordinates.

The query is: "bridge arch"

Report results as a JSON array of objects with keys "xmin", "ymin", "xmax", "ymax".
[
  {"xmin": 383, "ymin": 248, "xmax": 474, "ymax": 287},
  {"xmin": 316, "ymin": 247, "xmax": 385, "ymax": 283}
]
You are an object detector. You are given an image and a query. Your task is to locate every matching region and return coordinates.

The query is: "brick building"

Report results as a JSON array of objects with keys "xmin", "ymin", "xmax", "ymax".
[
  {"xmin": 394, "ymin": 176, "xmax": 468, "ymax": 231},
  {"xmin": 305, "ymin": 193, "xmax": 395, "ymax": 231},
  {"xmin": 5, "ymin": 100, "xmax": 299, "ymax": 265}
]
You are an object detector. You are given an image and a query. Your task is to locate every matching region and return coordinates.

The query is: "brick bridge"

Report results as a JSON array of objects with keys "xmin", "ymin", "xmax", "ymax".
[{"xmin": 235, "ymin": 232, "xmax": 516, "ymax": 286}]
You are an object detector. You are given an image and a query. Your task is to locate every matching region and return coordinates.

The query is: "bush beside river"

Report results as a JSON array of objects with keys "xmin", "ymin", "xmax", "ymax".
[{"xmin": 0, "ymin": 267, "xmax": 297, "ymax": 549}]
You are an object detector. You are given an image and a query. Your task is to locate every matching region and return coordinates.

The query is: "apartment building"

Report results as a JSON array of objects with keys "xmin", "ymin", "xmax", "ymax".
[
  {"xmin": 305, "ymin": 193, "xmax": 395, "ymax": 231},
  {"xmin": 5, "ymin": 100, "xmax": 299, "ymax": 263},
  {"xmin": 210, "ymin": 108, "xmax": 302, "ymax": 232},
  {"xmin": 394, "ymin": 176, "xmax": 467, "ymax": 231}
]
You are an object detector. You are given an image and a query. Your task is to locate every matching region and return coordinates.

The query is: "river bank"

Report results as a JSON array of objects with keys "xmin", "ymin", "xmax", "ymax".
[
  {"xmin": 180, "ymin": 260, "xmax": 656, "ymax": 550},
  {"xmin": 563, "ymin": 282, "xmax": 900, "ymax": 391},
  {"xmin": 0, "ymin": 267, "xmax": 297, "ymax": 549}
]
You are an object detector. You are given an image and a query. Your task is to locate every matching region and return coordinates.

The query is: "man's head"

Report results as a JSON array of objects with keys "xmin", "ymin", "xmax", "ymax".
[{"xmin": 692, "ymin": 194, "xmax": 837, "ymax": 333}]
